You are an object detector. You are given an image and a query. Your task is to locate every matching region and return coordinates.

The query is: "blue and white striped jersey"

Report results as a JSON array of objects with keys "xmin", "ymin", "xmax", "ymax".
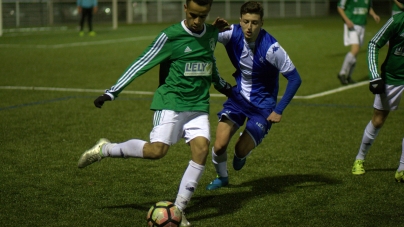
[{"xmin": 218, "ymin": 24, "xmax": 301, "ymax": 114}]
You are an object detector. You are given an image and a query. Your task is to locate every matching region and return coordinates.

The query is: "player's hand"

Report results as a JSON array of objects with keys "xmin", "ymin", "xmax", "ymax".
[
  {"xmin": 94, "ymin": 94, "xmax": 112, "ymax": 108},
  {"xmin": 212, "ymin": 17, "xmax": 231, "ymax": 32},
  {"xmin": 369, "ymin": 79, "xmax": 385, "ymax": 94},
  {"xmin": 267, "ymin": 111, "xmax": 282, "ymax": 123},
  {"xmin": 218, "ymin": 82, "xmax": 233, "ymax": 97},
  {"xmin": 373, "ymin": 14, "xmax": 380, "ymax": 23},
  {"xmin": 346, "ymin": 20, "xmax": 354, "ymax": 29}
]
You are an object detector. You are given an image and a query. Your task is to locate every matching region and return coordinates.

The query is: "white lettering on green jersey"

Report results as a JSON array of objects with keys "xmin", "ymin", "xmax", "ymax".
[
  {"xmin": 352, "ymin": 7, "xmax": 368, "ymax": 15},
  {"xmin": 184, "ymin": 62, "xmax": 212, "ymax": 76}
]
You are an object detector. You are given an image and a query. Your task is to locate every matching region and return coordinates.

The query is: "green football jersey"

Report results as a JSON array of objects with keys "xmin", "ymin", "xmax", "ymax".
[
  {"xmin": 392, "ymin": 1, "xmax": 404, "ymax": 13},
  {"xmin": 338, "ymin": 0, "xmax": 372, "ymax": 25},
  {"xmin": 106, "ymin": 21, "xmax": 228, "ymax": 113},
  {"xmin": 368, "ymin": 13, "xmax": 404, "ymax": 85}
]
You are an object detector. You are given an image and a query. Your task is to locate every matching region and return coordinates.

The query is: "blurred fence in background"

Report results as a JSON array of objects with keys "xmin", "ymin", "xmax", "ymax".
[{"xmin": 1, "ymin": 0, "xmax": 396, "ymax": 28}]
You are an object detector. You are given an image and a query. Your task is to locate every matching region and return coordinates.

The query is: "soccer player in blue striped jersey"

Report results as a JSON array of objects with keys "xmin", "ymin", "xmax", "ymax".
[
  {"xmin": 77, "ymin": 0, "xmax": 232, "ymax": 225},
  {"xmin": 351, "ymin": 9, "xmax": 404, "ymax": 182},
  {"xmin": 206, "ymin": 1, "xmax": 302, "ymax": 190}
]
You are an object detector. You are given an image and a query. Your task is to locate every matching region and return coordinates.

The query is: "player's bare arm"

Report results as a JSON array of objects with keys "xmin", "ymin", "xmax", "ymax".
[
  {"xmin": 369, "ymin": 8, "xmax": 380, "ymax": 23},
  {"xmin": 395, "ymin": 0, "xmax": 404, "ymax": 9},
  {"xmin": 337, "ymin": 7, "xmax": 354, "ymax": 28}
]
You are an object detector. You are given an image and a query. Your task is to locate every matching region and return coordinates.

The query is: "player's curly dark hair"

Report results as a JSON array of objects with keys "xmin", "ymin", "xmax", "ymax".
[
  {"xmin": 240, "ymin": 1, "xmax": 264, "ymax": 19},
  {"xmin": 186, "ymin": 0, "xmax": 213, "ymax": 7}
]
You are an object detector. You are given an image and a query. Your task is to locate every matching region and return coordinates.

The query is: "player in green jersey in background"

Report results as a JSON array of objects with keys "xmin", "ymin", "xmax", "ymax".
[
  {"xmin": 351, "ymin": 10, "xmax": 404, "ymax": 182},
  {"xmin": 77, "ymin": 0, "xmax": 232, "ymax": 226},
  {"xmin": 337, "ymin": 0, "xmax": 380, "ymax": 85}
]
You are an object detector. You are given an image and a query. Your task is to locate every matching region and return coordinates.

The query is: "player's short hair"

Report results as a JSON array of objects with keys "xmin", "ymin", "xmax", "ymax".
[
  {"xmin": 240, "ymin": 1, "xmax": 264, "ymax": 19},
  {"xmin": 186, "ymin": 0, "xmax": 213, "ymax": 7}
]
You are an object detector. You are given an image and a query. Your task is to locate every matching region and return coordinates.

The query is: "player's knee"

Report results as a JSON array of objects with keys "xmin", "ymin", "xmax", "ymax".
[
  {"xmin": 148, "ymin": 143, "xmax": 169, "ymax": 159},
  {"xmin": 213, "ymin": 142, "xmax": 228, "ymax": 155},
  {"xmin": 372, "ymin": 110, "xmax": 389, "ymax": 128},
  {"xmin": 194, "ymin": 146, "xmax": 209, "ymax": 159},
  {"xmin": 148, "ymin": 151, "xmax": 166, "ymax": 159},
  {"xmin": 372, "ymin": 118, "xmax": 385, "ymax": 129},
  {"xmin": 149, "ymin": 152, "xmax": 166, "ymax": 159}
]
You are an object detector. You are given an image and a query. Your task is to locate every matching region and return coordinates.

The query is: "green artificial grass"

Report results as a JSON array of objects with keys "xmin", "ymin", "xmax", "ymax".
[{"xmin": 1, "ymin": 16, "xmax": 403, "ymax": 226}]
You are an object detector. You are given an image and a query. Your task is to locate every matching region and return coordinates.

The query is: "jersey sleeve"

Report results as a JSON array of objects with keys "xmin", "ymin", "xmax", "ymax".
[
  {"xmin": 212, "ymin": 56, "xmax": 230, "ymax": 91},
  {"xmin": 266, "ymin": 42, "xmax": 301, "ymax": 114},
  {"xmin": 337, "ymin": 0, "xmax": 346, "ymax": 9},
  {"xmin": 368, "ymin": 17, "xmax": 396, "ymax": 81},
  {"xmin": 218, "ymin": 24, "xmax": 234, "ymax": 45},
  {"xmin": 274, "ymin": 69, "xmax": 302, "ymax": 114},
  {"xmin": 105, "ymin": 32, "xmax": 171, "ymax": 99},
  {"xmin": 265, "ymin": 42, "xmax": 296, "ymax": 75}
]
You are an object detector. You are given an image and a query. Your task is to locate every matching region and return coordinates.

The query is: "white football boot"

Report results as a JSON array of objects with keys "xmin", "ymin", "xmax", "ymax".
[{"xmin": 78, "ymin": 138, "xmax": 110, "ymax": 168}]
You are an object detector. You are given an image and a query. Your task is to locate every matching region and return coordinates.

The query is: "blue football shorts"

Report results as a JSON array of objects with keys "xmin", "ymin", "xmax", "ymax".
[{"xmin": 217, "ymin": 90, "xmax": 272, "ymax": 147}]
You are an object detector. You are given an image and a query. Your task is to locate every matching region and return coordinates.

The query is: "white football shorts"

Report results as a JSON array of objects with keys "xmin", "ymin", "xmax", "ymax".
[
  {"xmin": 374, "ymin": 84, "xmax": 404, "ymax": 111},
  {"xmin": 343, "ymin": 24, "xmax": 365, "ymax": 46},
  {"xmin": 149, "ymin": 110, "xmax": 210, "ymax": 145}
]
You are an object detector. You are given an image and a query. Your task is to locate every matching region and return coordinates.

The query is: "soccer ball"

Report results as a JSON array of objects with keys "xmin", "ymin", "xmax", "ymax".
[{"xmin": 146, "ymin": 201, "xmax": 182, "ymax": 227}]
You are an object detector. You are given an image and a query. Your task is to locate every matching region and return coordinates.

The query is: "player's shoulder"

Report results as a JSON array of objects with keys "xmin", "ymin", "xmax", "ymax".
[
  {"xmin": 259, "ymin": 29, "xmax": 278, "ymax": 45},
  {"xmin": 393, "ymin": 12, "xmax": 404, "ymax": 22},
  {"xmin": 161, "ymin": 22, "xmax": 184, "ymax": 36}
]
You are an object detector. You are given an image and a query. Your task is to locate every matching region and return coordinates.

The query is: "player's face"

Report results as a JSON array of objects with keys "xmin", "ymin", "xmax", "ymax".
[
  {"xmin": 184, "ymin": 1, "xmax": 211, "ymax": 32},
  {"xmin": 239, "ymin": 13, "xmax": 263, "ymax": 43}
]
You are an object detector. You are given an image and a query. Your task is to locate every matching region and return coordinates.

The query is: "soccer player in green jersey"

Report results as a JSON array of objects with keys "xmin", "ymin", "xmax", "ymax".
[
  {"xmin": 337, "ymin": 0, "xmax": 380, "ymax": 85},
  {"xmin": 77, "ymin": 0, "xmax": 232, "ymax": 226},
  {"xmin": 351, "ymin": 11, "xmax": 404, "ymax": 182}
]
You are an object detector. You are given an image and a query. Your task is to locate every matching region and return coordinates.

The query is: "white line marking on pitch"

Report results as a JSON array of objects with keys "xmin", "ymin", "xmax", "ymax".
[
  {"xmin": 0, "ymin": 36, "xmax": 155, "ymax": 49},
  {"xmin": 0, "ymin": 82, "xmax": 368, "ymax": 99},
  {"xmin": 293, "ymin": 81, "xmax": 368, "ymax": 99}
]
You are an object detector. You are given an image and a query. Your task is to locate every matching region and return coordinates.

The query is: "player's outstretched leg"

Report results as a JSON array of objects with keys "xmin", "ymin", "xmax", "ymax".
[
  {"xmin": 351, "ymin": 159, "xmax": 365, "ymax": 175},
  {"xmin": 78, "ymin": 138, "xmax": 110, "ymax": 168},
  {"xmin": 206, "ymin": 175, "xmax": 229, "ymax": 190}
]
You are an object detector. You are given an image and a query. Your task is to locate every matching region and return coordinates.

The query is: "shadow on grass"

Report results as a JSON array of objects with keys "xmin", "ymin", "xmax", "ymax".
[
  {"xmin": 187, "ymin": 174, "xmax": 341, "ymax": 221},
  {"xmin": 365, "ymin": 168, "xmax": 396, "ymax": 172},
  {"xmin": 102, "ymin": 174, "xmax": 340, "ymax": 222}
]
